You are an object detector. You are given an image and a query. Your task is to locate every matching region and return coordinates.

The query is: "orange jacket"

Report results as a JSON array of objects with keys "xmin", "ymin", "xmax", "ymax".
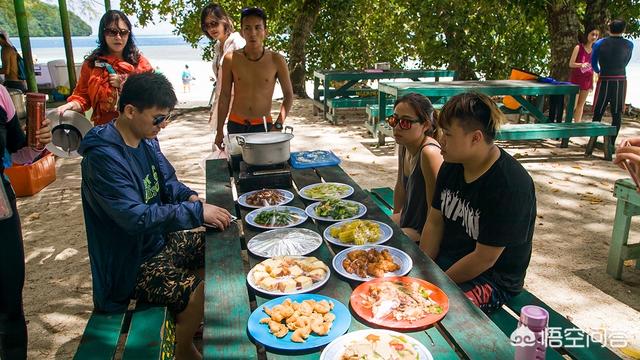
[{"xmin": 67, "ymin": 54, "xmax": 153, "ymax": 126}]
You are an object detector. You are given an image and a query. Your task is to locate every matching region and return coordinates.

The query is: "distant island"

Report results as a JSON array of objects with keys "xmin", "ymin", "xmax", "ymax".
[{"xmin": 0, "ymin": 0, "xmax": 91, "ymax": 37}]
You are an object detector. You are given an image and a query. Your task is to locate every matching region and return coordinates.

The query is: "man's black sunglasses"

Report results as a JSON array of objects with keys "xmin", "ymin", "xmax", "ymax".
[{"xmin": 152, "ymin": 113, "xmax": 171, "ymax": 126}]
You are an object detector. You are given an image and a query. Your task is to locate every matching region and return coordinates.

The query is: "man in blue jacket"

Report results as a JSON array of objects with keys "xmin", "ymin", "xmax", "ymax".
[{"xmin": 78, "ymin": 71, "xmax": 232, "ymax": 360}]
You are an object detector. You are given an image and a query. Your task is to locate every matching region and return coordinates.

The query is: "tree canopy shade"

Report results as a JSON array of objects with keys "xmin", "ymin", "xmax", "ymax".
[
  {"xmin": 0, "ymin": 0, "xmax": 92, "ymax": 37},
  {"xmin": 119, "ymin": 0, "xmax": 639, "ymax": 94}
]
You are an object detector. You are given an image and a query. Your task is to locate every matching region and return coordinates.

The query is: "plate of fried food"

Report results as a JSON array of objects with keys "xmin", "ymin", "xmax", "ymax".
[
  {"xmin": 247, "ymin": 256, "xmax": 330, "ymax": 296},
  {"xmin": 298, "ymin": 182, "xmax": 354, "ymax": 201},
  {"xmin": 247, "ymin": 294, "xmax": 351, "ymax": 351},
  {"xmin": 320, "ymin": 329, "xmax": 434, "ymax": 360},
  {"xmin": 332, "ymin": 245, "xmax": 412, "ymax": 282},
  {"xmin": 324, "ymin": 219, "xmax": 393, "ymax": 247},
  {"xmin": 305, "ymin": 199, "xmax": 366, "ymax": 222},
  {"xmin": 238, "ymin": 189, "xmax": 295, "ymax": 208},
  {"xmin": 350, "ymin": 276, "xmax": 449, "ymax": 331}
]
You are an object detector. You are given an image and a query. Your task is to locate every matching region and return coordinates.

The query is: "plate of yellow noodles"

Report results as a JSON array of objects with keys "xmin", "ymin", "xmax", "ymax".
[{"xmin": 323, "ymin": 219, "xmax": 393, "ymax": 247}]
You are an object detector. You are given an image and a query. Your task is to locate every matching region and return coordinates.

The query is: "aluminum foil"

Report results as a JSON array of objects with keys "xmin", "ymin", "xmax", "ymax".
[{"xmin": 247, "ymin": 228, "xmax": 323, "ymax": 257}]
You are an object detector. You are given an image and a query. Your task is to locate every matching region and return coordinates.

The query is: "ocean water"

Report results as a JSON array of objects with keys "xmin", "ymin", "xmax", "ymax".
[{"xmin": 7, "ymin": 35, "xmax": 640, "ymax": 107}]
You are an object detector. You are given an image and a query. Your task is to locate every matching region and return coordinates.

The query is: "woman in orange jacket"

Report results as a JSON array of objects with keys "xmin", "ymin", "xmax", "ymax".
[{"xmin": 56, "ymin": 10, "xmax": 153, "ymax": 126}]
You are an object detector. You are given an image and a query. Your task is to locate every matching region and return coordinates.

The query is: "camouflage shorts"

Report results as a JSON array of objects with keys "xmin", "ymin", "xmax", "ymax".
[{"xmin": 134, "ymin": 231, "xmax": 205, "ymax": 314}]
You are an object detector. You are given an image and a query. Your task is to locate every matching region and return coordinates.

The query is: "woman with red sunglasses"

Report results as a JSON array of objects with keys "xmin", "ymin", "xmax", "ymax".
[
  {"xmin": 389, "ymin": 93, "xmax": 443, "ymax": 242},
  {"xmin": 56, "ymin": 10, "xmax": 153, "ymax": 126}
]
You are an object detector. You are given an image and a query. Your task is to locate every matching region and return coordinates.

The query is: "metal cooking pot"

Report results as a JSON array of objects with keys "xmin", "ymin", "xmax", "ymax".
[
  {"xmin": 7, "ymin": 88, "xmax": 26, "ymax": 120},
  {"xmin": 236, "ymin": 126, "xmax": 294, "ymax": 166}
]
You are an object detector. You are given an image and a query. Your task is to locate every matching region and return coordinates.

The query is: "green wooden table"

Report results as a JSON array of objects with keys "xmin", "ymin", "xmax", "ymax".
[
  {"xmin": 377, "ymin": 80, "xmax": 579, "ymax": 147},
  {"xmin": 204, "ymin": 158, "xmax": 514, "ymax": 359},
  {"xmin": 313, "ymin": 69, "xmax": 456, "ymax": 124}
]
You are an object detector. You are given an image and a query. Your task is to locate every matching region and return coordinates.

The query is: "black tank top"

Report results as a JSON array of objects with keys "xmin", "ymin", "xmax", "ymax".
[{"xmin": 399, "ymin": 142, "xmax": 441, "ymax": 232}]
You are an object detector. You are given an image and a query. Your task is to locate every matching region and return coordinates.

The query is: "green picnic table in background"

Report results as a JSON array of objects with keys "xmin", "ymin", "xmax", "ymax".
[{"xmin": 312, "ymin": 69, "xmax": 456, "ymax": 124}]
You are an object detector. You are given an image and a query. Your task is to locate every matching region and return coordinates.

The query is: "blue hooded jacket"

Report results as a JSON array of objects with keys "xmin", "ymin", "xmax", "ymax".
[{"xmin": 78, "ymin": 122, "xmax": 204, "ymax": 313}]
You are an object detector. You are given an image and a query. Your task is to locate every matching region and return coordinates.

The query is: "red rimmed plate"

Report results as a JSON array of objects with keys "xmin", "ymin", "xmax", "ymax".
[{"xmin": 350, "ymin": 276, "xmax": 449, "ymax": 331}]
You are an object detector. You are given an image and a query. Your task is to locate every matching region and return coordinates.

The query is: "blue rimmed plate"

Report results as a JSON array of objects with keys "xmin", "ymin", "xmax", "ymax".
[
  {"xmin": 247, "ymin": 294, "xmax": 351, "ymax": 351},
  {"xmin": 238, "ymin": 189, "xmax": 295, "ymax": 208},
  {"xmin": 305, "ymin": 200, "xmax": 366, "ymax": 222},
  {"xmin": 323, "ymin": 219, "xmax": 393, "ymax": 247},
  {"xmin": 298, "ymin": 182, "xmax": 354, "ymax": 201},
  {"xmin": 245, "ymin": 206, "xmax": 308, "ymax": 229},
  {"xmin": 332, "ymin": 245, "xmax": 413, "ymax": 282}
]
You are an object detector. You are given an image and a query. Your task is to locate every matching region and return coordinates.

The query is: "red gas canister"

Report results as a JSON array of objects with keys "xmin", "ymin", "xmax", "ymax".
[{"xmin": 26, "ymin": 92, "xmax": 46, "ymax": 150}]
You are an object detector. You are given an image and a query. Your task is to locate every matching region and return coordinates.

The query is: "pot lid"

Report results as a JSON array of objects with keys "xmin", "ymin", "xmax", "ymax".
[
  {"xmin": 240, "ymin": 132, "xmax": 294, "ymax": 145},
  {"xmin": 45, "ymin": 109, "xmax": 93, "ymax": 158}
]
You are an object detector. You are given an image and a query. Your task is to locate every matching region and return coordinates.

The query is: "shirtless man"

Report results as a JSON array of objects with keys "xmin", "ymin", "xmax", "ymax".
[
  {"xmin": 214, "ymin": 7, "xmax": 293, "ymax": 150},
  {"xmin": 0, "ymin": 31, "xmax": 26, "ymax": 92}
]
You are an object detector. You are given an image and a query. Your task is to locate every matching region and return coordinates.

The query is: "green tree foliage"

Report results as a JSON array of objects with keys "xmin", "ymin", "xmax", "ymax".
[
  {"xmin": 120, "ymin": 0, "xmax": 638, "ymax": 83},
  {"xmin": 0, "ymin": 0, "xmax": 92, "ymax": 37}
]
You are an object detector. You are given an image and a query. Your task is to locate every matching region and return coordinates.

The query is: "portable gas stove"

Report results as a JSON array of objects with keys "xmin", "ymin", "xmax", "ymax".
[{"xmin": 237, "ymin": 161, "xmax": 292, "ymax": 192}]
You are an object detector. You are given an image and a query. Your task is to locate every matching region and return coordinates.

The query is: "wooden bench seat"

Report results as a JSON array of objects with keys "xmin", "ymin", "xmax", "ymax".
[
  {"xmin": 495, "ymin": 122, "xmax": 617, "ymax": 160},
  {"xmin": 73, "ymin": 303, "xmax": 174, "ymax": 360},
  {"xmin": 367, "ymin": 186, "xmax": 623, "ymax": 359}
]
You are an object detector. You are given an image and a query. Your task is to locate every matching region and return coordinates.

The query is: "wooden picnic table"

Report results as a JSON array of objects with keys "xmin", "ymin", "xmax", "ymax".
[
  {"xmin": 377, "ymin": 80, "xmax": 580, "ymax": 146},
  {"xmin": 313, "ymin": 69, "xmax": 456, "ymax": 124},
  {"xmin": 203, "ymin": 158, "xmax": 515, "ymax": 359}
]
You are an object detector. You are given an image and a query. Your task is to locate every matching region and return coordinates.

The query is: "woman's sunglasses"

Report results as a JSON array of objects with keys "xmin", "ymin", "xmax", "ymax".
[
  {"xmin": 152, "ymin": 113, "xmax": 172, "ymax": 126},
  {"xmin": 386, "ymin": 114, "xmax": 421, "ymax": 130},
  {"xmin": 104, "ymin": 28, "xmax": 130, "ymax": 38}
]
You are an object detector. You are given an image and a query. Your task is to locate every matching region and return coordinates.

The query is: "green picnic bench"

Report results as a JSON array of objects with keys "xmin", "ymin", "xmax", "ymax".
[
  {"xmin": 608, "ymin": 178, "xmax": 640, "ymax": 279},
  {"xmin": 495, "ymin": 122, "xmax": 617, "ymax": 160},
  {"xmin": 73, "ymin": 303, "xmax": 174, "ymax": 360},
  {"xmin": 366, "ymin": 186, "xmax": 622, "ymax": 360}
]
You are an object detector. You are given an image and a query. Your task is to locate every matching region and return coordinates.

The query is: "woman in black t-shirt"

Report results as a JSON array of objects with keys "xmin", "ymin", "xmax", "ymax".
[
  {"xmin": 388, "ymin": 93, "xmax": 443, "ymax": 242},
  {"xmin": 419, "ymin": 92, "xmax": 536, "ymax": 314}
]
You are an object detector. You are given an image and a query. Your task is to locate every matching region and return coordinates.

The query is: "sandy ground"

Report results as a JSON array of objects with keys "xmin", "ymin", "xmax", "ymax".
[{"xmin": 16, "ymin": 98, "xmax": 640, "ymax": 359}]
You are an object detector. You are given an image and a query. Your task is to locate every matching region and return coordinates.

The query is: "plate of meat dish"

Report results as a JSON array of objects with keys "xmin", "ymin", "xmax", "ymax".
[
  {"xmin": 350, "ymin": 276, "xmax": 449, "ymax": 331},
  {"xmin": 238, "ymin": 189, "xmax": 294, "ymax": 208},
  {"xmin": 332, "ymin": 245, "xmax": 412, "ymax": 282},
  {"xmin": 247, "ymin": 294, "xmax": 351, "ymax": 351}
]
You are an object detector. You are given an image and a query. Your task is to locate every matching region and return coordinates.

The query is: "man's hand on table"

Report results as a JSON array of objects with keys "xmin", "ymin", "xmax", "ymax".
[{"xmin": 203, "ymin": 203, "xmax": 233, "ymax": 230}]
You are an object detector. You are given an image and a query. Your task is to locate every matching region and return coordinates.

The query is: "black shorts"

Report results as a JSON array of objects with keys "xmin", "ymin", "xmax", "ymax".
[{"xmin": 134, "ymin": 231, "xmax": 205, "ymax": 314}]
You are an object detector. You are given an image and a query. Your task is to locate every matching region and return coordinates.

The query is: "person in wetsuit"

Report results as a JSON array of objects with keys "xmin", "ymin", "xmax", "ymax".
[{"xmin": 591, "ymin": 19, "xmax": 634, "ymax": 143}]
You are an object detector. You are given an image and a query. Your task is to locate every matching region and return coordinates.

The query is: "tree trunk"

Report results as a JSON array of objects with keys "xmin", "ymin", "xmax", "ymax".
[
  {"xmin": 288, "ymin": 0, "xmax": 322, "ymax": 98},
  {"xmin": 546, "ymin": 1, "xmax": 581, "ymax": 80},
  {"xmin": 584, "ymin": 0, "xmax": 610, "ymax": 36},
  {"xmin": 443, "ymin": 29, "xmax": 477, "ymax": 80}
]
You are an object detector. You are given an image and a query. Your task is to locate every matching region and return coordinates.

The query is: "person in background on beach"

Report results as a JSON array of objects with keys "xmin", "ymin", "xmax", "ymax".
[
  {"xmin": 56, "ymin": 10, "xmax": 153, "ymax": 126},
  {"xmin": 78, "ymin": 72, "xmax": 232, "ymax": 360},
  {"xmin": 181, "ymin": 64, "xmax": 193, "ymax": 93},
  {"xmin": 568, "ymin": 27, "xmax": 599, "ymax": 122},
  {"xmin": 420, "ymin": 92, "xmax": 536, "ymax": 314},
  {"xmin": 201, "ymin": 3, "xmax": 245, "ymax": 130},
  {"xmin": 0, "ymin": 84, "xmax": 52, "ymax": 359},
  {"xmin": 0, "ymin": 30, "xmax": 27, "ymax": 92},
  {"xmin": 591, "ymin": 19, "xmax": 634, "ymax": 143},
  {"xmin": 214, "ymin": 7, "xmax": 293, "ymax": 149},
  {"xmin": 389, "ymin": 93, "xmax": 443, "ymax": 243}
]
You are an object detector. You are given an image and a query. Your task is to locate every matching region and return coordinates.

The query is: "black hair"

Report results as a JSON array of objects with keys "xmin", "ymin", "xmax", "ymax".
[
  {"xmin": 438, "ymin": 92, "xmax": 505, "ymax": 143},
  {"xmin": 240, "ymin": 7, "xmax": 267, "ymax": 28},
  {"xmin": 200, "ymin": 3, "xmax": 235, "ymax": 40},
  {"xmin": 581, "ymin": 27, "xmax": 599, "ymax": 44},
  {"xmin": 118, "ymin": 72, "xmax": 177, "ymax": 113},
  {"xmin": 610, "ymin": 19, "xmax": 626, "ymax": 34},
  {"xmin": 394, "ymin": 93, "xmax": 438, "ymax": 137},
  {"xmin": 86, "ymin": 10, "xmax": 141, "ymax": 66}
]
